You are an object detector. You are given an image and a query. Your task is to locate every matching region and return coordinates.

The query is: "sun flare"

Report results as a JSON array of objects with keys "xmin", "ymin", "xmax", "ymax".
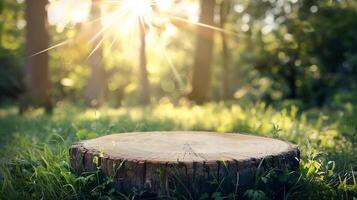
[
  {"xmin": 99, "ymin": 0, "xmax": 158, "ymax": 39},
  {"xmin": 122, "ymin": 0, "xmax": 153, "ymax": 18}
]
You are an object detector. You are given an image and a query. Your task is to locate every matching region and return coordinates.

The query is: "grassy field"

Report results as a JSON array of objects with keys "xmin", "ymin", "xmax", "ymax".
[{"xmin": 0, "ymin": 102, "xmax": 356, "ymax": 199}]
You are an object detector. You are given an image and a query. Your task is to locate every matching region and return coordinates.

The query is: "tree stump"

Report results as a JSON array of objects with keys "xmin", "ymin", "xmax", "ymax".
[{"xmin": 70, "ymin": 131, "xmax": 299, "ymax": 196}]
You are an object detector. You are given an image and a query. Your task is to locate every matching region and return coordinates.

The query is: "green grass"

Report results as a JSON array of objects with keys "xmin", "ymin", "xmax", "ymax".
[{"xmin": 0, "ymin": 102, "xmax": 356, "ymax": 199}]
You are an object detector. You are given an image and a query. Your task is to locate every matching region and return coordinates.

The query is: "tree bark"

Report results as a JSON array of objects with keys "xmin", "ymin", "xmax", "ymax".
[
  {"xmin": 138, "ymin": 24, "xmax": 150, "ymax": 104},
  {"xmin": 188, "ymin": 0, "xmax": 215, "ymax": 104},
  {"xmin": 219, "ymin": 0, "xmax": 232, "ymax": 100},
  {"xmin": 70, "ymin": 132, "xmax": 300, "ymax": 197},
  {"xmin": 23, "ymin": 0, "xmax": 52, "ymax": 113},
  {"xmin": 85, "ymin": 0, "xmax": 107, "ymax": 107}
]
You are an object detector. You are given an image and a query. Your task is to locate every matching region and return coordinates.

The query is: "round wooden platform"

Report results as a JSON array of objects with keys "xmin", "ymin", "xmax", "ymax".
[{"xmin": 70, "ymin": 131, "xmax": 299, "ymax": 196}]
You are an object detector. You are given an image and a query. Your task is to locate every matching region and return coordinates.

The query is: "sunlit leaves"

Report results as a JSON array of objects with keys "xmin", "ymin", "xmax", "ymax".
[{"xmin": 47, "ymin": 0, "xmax": 91, "ymax": 32}]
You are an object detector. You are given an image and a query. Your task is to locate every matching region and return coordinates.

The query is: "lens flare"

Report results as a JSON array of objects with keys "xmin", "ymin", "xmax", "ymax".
[
  {"xmin": 37, "ymin": 0, "xmax": 237, "ymax": 89},
  {"xmin": 123, "ymin": 0, "xmax": 152, "ymax": 17}
]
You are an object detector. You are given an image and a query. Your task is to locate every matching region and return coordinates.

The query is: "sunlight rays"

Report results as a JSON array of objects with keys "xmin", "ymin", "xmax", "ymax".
[
  {"xmin": 28, "ymin": 40, "xmax": 71, "ymax": 58},
  {"xmin": 163, "ymin": 13, "xmax": 240, "ymax": 37},
  {"xmin": 153, "ymin": 33, "xmax": 185, "ymax": 90},
  {"xmin": 31, "ymin": 0, "xmax": 240, "ymax": 87}
]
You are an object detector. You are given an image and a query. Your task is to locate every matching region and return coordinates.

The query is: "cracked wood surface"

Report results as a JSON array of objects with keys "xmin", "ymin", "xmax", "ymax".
[{"xmin": 70, "ymin": 131, "xmax": 300, "ymax": 195}]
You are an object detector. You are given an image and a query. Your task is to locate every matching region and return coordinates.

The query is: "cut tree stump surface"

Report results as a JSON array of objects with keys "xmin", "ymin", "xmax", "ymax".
[{"xmin": 70, "ymin": 131, "xmax": 300, "ymax": 195}]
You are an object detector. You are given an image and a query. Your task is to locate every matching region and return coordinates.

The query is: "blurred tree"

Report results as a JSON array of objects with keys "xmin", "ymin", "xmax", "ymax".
[
  {"xmin": 138, "ymin": 24, "xmax": 150, "ymax": 104},
  {"xmin": 21, "ymin": 0, "xmax": 52, "ymax": 113},
  {"xmin": 188, "ymin": 0, "xmax": 215, "ymax": 104},
  {"xmin": 0, "ymin": 0, "xmax": 24, "ymax": 104},
  {"xmin": 304, "ymin": 6, "xmax": 357, "ymax": 105},
  {"xmin": 0, "ymin": 1, "xmax": 2, "ymax": 46},
  {"xmin": 219, "ymin": 0, "xmax": 233, "ymax": 100},
  {"xmin": 0, "ymin": 0, "xmax": 356, "ymax": 107},
  {"xmin": 85, "ymin": 0, "xmax": 107, "ymax": 107},
  {"xmin": 0, "ymin": 49, "xmax": 23, "ymax": 102},
  {"xmin": 236, "ymin": 0, "xmax": 357, "ymax": 106}
]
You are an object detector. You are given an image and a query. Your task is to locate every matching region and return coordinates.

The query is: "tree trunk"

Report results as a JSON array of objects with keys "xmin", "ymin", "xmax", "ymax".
[
  {"xmin": 138, "ymin": 24, "xmax": 150, "ymax": 104},
  {"xmin": 85, "ymin": 0, "xmax": 107, "ymax": 107},
  {"xmin": 219, "ymin": 0, "xmax": 232, "ymax": 100},
  {"xmin": 0, "ymin": 4, "xmax": 2, "ymax": 47},
  {"xmin": 188, "ymin": 0, "xmax": 215, "ymax": 104},
  {"xmin": 23, "ymin": 0, "xmax": 52, "ymax": 113},
  {"xmin": 287, "ymin": 65, "xmax": 297, "ymax": 99}
]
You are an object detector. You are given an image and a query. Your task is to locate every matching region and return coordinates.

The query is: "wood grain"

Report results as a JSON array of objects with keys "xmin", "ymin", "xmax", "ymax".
[{"xmin": 70, "ymin": 131, "xmax": 300, "ymax": 196}]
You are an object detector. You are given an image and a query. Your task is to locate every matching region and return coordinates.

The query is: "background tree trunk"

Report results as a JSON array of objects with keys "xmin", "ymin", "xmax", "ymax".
[
  {"xmin": 23, "ymin": 0, "xmax": 52, "ymax": 113},
  {"xmin": 0, "ymin": 2, "xmax": 2, "ymax": 48},
  {"xmin": 85, "ymin": 0, "xmax": 107, "ymax": 107},
  {"xmin": 188, "ymin": 0, "xmax": 215, "ymax": 104},
  {"xmin": 138, "ymin": 24, "xmax": 150, "ymax": 104},
  {"xmin": 219, "ymin": 0, "xmax": 232, "ymax": 100}
]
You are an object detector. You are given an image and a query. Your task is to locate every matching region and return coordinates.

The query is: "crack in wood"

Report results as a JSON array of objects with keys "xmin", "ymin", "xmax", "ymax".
[{"xmin": 69, "ymin": 132, "xmax": 300, "ymax": 195}]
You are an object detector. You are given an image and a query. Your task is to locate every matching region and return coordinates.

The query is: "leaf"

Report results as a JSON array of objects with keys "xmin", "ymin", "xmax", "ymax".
[
  {"xmin": 261, "ymin": 176, "xmax": 268, "ymax": 184},
  {"xmin": 199, "ymin": 193, "xmax": 210, "ymax": 200},
  {"xmin": 76, "ymin": 129, "xmax": 97, "ymax": 140},
  {"xmin": 212, "ymin": 192, "xmax": 223, "ymax": 200}
]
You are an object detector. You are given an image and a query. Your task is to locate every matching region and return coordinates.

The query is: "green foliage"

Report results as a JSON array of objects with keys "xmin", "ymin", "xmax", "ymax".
[
  {"xmin": 0, "ymin": 0, "xmax": 357, "ymax": 198},
  {"xmin": 0, "ymin": 0, "xmax": 24, "ymax": 103},
  {"xmin": 0, "ymin": 102, "xmax": 356, "ymax": 199},
  {"xmin": 75, "ymin": 129, "xmax": 97, "ymax": 140},
  {"xmin": 228, "ymin": 0, "xmax": 357, "ymax": 107},
  {"xmin": 0, "ymin": 48, "xmax": 23, "ymax": 102},
  {"xmin": 1, "ymin": 0, "xmax": 357, "ymax": 107},
  {"xmin": 244, "ymin": 190, "xmax": 267, "ymax": 200}
]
